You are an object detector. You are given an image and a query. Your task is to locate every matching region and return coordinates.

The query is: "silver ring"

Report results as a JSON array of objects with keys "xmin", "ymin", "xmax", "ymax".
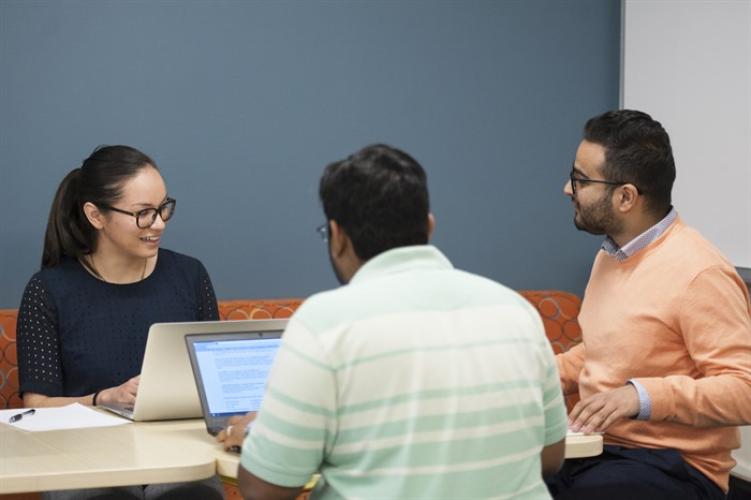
[{"xmin": 227, "ymin": 425, "xmax": 233, "ymax": 436}]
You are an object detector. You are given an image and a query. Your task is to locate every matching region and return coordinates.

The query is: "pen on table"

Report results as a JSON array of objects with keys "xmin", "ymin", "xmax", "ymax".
[{"xmin": 9, "ymin": 409, "xmax": 36, "ymax": 423}]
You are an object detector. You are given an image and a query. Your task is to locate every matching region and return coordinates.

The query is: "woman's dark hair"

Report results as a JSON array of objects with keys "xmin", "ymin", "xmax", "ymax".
[
  {"xmin": 42, "ymin": 145, "xmax": 157, "ymax": 268},
  {"xmin": 319, "ymin": 144, "xmax": 430, "ymax": 261}
]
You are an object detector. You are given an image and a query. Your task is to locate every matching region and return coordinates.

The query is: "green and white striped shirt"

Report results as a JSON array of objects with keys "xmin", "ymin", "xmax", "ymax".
[{"xmin": 241, "ymin": 245, "xmax": 567, "ymax": 499}]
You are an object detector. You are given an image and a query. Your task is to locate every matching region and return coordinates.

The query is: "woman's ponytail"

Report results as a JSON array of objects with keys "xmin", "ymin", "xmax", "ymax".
[{"xmin": 42, "ymin": 168, "xmax": 95, "ymax": 268}]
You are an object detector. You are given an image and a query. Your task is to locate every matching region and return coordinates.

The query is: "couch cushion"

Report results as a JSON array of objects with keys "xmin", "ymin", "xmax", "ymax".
[
  {"xmin": 518, "ymin": 290, "xmax": 582, "ymax": 353},
  {"xmin": 218, "ymin": 299, "xmax": 302, "ymax": 320},
  {"xmin": 0, "ymin": 293, "xmax": 581, "ymax": 410},
  {"xmin": 519, "ymin": 290, "xmax": 582, "ymax": 410},
  {"xmin": 0, "ymin": 309, "xmax": 22, "ymax": 409}
]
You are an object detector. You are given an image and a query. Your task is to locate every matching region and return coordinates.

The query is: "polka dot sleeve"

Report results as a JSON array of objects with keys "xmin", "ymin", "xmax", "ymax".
[
  {"xmin": 197, "ymin": 262, "xmax": 219, "ymax": 321},
  {"xmin": 17, "ymin": 275, "xmax": 64, "ymax": 396}
]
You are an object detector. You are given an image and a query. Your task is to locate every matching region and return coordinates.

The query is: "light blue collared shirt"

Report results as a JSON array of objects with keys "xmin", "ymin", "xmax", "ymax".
[
  {"xmin": 600, "ymin": 207, "xmax": 677, "ymax": 420},
  {"xmin": 601, "ymin": 207, "xmax": 677, "ymax": 262}
]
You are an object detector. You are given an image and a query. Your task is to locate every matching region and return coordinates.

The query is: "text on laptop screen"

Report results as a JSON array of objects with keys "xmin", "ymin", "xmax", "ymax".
[{"xmin": 193, "ymin": 337, "xmax": 282, "ymax": 415}]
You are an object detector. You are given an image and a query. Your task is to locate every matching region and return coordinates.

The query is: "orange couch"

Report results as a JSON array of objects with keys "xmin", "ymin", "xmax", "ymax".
[{"xmin": 0, "ymin": 291, "xmax": 582, "ymax": 500}]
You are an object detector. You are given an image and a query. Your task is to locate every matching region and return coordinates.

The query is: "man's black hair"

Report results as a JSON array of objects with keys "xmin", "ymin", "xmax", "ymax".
[
  {"xmin": 319, "ymin": 144, "xmax": 430, "ymax": 261},
  {"xmin": 584, "ymin": 109, "xmax": 676, "ymax": 216}
]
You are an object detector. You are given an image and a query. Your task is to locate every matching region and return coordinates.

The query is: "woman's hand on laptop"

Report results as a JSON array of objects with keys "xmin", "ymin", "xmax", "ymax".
[
  {"xmin": 98, "ymin": 375, "xmax": 140, "ymax": 406},
  {"xmin": 217, "ymin": 412, "xmax": 257, "ymax": 452}
]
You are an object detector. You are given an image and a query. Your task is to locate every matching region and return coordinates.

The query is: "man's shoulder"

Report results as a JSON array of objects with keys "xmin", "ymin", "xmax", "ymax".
[
  {"xmin": 291, "ymin": 285, "xmax": 365, "ymax": 330},
  {"xmin": 657, "ymin": 222, "xmax": 736, "ymax": 272},
  {"xmin": 299, "ymin": 266, "xmax": 526, "ymax": 308},
  {"xmin": 595, "ymin": 220, "xmax": 735, "ymax": 276},
  {"xmin": 292, "ymin": 267, "xmax": 535, "ymax": 335}
]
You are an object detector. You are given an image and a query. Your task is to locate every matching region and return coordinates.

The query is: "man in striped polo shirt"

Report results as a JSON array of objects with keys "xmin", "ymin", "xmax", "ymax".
[
  {"xmin": 236, "ymin": 144, "xmax": 567, "ymax": 499},
  {"xmin": 548, "ymin": 110, "xmax": 751, "ymax": 499}
]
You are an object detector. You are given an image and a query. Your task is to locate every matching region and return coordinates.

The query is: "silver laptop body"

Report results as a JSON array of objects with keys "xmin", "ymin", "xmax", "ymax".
[{"xmin": 100, "ymin": 319, "xmax": 287, "ymax": 422}]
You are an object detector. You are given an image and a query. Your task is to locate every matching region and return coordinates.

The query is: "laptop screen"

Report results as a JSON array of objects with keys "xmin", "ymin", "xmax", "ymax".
[{"xmin": 187, "ymin": 332, "xmax": 282, "ymax": 417}]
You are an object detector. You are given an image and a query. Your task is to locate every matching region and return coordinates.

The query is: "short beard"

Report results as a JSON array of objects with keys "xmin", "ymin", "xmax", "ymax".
[{"xmin": 573, "ymin": 193, "xmax": 621, "ymax": 236}]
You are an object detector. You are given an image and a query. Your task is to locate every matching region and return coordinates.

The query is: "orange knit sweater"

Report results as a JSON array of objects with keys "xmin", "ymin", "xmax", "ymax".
[{"xmin": 557, "ymin": 218, "xmax": 751, "ymax": 492}]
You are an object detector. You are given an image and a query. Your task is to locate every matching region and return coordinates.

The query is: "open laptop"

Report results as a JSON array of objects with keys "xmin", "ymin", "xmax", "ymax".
[
  {"xmin": 99, "ymin": 319, "xmax": 287, "ymax": 422},
  {"xmin": 185, "ymin": 327, "xmax": 284, "ymax": 435}
]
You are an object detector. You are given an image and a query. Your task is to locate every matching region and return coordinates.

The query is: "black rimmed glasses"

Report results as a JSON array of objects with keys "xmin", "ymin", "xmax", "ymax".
[
  {"xmin": 99, "ymin": 198, "xmax": 176, "ymax": 228},
  {"xmin": 569, "ymin": 170, "xmax": 632, "ymax": 196},
  {"xmin": 316, "ymin": 223, "xmax": 329, "ymax": 242}
]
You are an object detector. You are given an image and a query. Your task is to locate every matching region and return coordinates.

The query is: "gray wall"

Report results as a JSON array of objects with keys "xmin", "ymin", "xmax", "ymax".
[{"xmin": 0, "ymin": 0, "xmax": 620, "ymax": 308}]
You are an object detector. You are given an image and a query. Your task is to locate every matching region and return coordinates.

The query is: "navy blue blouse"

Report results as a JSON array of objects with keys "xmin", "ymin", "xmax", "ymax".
[{"xmin": 17, "ymin": 248, "xmax": 219, "ymax": 397}]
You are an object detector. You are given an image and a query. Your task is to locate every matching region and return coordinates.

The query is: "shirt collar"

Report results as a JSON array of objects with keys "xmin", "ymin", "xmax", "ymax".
[
  {"xmin": 602, "ymin": 207, "xmax": 677, "ymax": 261},
  {"xmin": 349, "ymin": 245, "xmax": 453, "ymax": 285}
]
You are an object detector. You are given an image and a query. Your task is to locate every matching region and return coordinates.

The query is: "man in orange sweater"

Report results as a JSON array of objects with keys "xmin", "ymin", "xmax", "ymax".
[{"xmin": 547, "ymin": 110, "xmax": 751, "ymax": 499}]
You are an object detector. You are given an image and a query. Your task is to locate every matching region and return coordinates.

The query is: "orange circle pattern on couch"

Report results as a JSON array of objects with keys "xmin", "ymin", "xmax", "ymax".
[{"xmin": 0, "ymin": 292, "xmax": 581, "ymax": 412}]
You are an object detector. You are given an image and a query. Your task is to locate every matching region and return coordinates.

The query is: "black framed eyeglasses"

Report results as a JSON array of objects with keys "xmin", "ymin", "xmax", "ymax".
[
  {"xmin": 316, "ymin": 223, "xmax": 329, "ymax": 242},
  {"xmin": 569, "ymin": 170, "xmax": 631, "ymax": 196},
  {"xmin": 99, "ymin": 198, "xmax": 176, "ymax": 229}
]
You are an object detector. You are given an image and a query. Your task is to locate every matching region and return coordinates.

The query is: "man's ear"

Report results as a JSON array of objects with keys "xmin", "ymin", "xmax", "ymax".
[
  {"xmin": 328, "ymin": 220, "xmax": 349, "ymax": 257},
  {"xmin": 614, "ymin": 184, "xmax": 639, "ymax": 213},
  {"xmin": 82, "ymin": 202, "xmax": 106, "ymax": 229},
  {"xmin": 427, "ymin": 213, "xmax": 436, "ymax": 239}
]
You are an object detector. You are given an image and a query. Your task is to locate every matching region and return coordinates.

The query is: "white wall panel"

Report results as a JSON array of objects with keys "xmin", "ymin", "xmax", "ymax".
[{"xmin": 623, "ymin": 0, "xmax": 751, "ymax": 268}]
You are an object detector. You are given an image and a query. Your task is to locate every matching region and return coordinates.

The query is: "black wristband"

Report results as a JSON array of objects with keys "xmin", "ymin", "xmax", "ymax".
[{"xmin": 92, "ymin": 390, "xmax": 101, "ymax": 406}]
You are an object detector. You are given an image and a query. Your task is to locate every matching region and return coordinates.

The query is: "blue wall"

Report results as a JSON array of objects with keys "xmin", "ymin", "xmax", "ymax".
[{"xmin": 0, "ymin": 0, "xmax": 620, "ymax": 308}]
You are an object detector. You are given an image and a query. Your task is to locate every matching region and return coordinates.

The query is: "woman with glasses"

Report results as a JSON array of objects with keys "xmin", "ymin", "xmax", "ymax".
[{"xmin": 16, "ymin": 145, "xmax": 223, "ymax": 500}]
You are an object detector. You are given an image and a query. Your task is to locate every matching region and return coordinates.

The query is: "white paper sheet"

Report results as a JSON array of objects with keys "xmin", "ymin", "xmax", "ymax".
[{"xmin": 0, "ymin": 403, "xmax": 130, "ymax": 431}]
